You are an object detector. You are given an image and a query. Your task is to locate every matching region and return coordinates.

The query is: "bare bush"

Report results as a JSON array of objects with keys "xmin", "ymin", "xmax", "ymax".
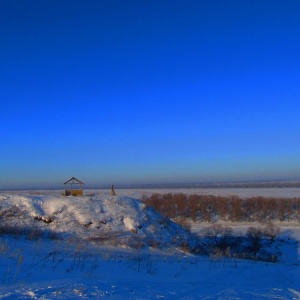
[
  {"xmin": 203, "ymin": 224, "xmax": 226, "ymax": 245},
  {"xmin": 202, "ymin": 224, "xmax": 234, "ymax": 256},
  {"xmin": 246, "ymin": 227, "xmax": 263, "ymax": 255}
]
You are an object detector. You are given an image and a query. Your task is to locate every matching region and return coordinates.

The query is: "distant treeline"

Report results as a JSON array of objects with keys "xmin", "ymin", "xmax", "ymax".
[
  {"xmin": 117, "ymin": 181, "xmax": 300, "ymax": 189},
  {"xmin": 142, "ymin": 193, "xmax": 300, "ymax": 223},
  {"xmin": 194, "ymin": 181, "xmax": 300, "ymax": 188}
]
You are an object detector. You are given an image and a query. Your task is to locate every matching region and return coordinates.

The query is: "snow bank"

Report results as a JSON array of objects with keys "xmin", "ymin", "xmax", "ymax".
[{"xmin": 0, "ymin": 193, "xmax": 197, "ymax": 251}]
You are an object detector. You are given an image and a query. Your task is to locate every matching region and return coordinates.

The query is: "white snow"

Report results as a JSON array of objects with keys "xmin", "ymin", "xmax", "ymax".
[
  {"xmin": 0, "ymin": 190, "xmax": 299, "ymax": 299},
  {"xmin": 123, "ymin": 216, "xmax": 136, "ymax": 231}
]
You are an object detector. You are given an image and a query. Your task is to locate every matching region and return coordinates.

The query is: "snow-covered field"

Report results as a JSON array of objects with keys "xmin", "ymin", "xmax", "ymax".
[{"xmin": 0, "ymin": 189, "xmax": 299, "ymax": 299}]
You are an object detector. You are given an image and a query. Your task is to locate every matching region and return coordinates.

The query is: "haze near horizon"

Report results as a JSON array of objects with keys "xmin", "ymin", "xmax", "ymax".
[{"xmin": 1, "ymin": 1, "xmax": 300, "ymax": 189}]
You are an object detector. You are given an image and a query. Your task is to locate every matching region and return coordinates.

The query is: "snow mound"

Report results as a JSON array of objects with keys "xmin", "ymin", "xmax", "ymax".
[{"xmin": 0, "ymin": 193, "xmax": 200, "ymax": 252}]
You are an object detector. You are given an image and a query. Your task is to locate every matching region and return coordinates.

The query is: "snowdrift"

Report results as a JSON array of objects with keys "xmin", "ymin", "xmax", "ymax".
[{"xmin": 0, "ymin": 193, "xmax": 201, "ymax": 252}]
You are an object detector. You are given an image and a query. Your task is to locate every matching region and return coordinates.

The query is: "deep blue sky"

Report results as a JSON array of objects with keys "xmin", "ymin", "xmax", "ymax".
[{"xmin": 1, "ymin": 1, "xmax": 300, "ymax": 189}]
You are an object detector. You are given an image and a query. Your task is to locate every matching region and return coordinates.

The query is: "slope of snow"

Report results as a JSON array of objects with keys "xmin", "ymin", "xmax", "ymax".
[
  {"xmin": 0, "ymin": 193, "xmax": 198, "ymax": 251},
  {"xmin": 0, "ymin": 236, "xmax": 299, "ymax": 299}
]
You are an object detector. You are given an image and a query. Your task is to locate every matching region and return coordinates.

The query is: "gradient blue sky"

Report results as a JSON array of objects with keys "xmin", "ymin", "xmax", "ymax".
[{"xmin": 1, "ymin": 1, "xmax": 300, "ymax": 189}]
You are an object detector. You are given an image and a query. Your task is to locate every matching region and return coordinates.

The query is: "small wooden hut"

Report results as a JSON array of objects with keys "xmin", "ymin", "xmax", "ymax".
[{"xmin": 63, "ymin": 177, "xmax": 84, "ymax": 196}]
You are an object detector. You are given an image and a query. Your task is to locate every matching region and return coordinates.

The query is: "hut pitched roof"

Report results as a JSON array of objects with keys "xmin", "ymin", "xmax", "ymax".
[{"xmin": 64, "ymin": 177, "xmax": 84, "ymax": 185}]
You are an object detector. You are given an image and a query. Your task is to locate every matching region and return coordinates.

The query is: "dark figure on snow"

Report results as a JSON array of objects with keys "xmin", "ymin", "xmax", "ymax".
[{"xmin": 111, "ymin": 185, "xmax": 115, "ymax": 196}]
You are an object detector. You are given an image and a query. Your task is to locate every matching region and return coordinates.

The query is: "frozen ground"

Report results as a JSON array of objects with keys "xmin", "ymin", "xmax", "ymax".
[{"xmin": 0, "ymin": 190, "xmax": 299, "ymax": 299}]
